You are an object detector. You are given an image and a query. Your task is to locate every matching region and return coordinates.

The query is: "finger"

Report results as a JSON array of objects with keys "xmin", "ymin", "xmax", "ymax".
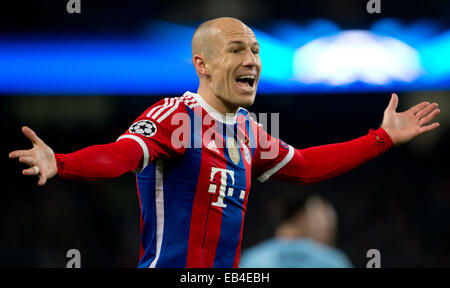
[
  {"xmin": 37, "ymin": 174, "xmax": 47, "ymax": 186},
  {"xmin": 19, "ymin": 156, "xmax": 36, "ymax": 167},
  {"xmin": 23, "ymin": 166, "xmax": 39, "ymax": 176},
  {"xmin": 386, "ymin": 93, "xmax": 399, "ymax": 111},
  {"xmin": 416, "ymin": 103, "xmax": 438, "ymax": 119},
  {"xmin": 419, "ymin": 108, "xmax": 440, "ymax": 126},
  {"xmin": 22, "ymin": 126, "xmax": 43, "ymax": 145},
  {"xmin": 409, "ymin": 101, "xmax": 430, "ymax": 115},
  {"xmin": 9, "ymin": 149, "xmax": 33, "ymax": 159},
  {"xmin": 419, "ymin": 122, "xmax": 440, "ymax": 134}
]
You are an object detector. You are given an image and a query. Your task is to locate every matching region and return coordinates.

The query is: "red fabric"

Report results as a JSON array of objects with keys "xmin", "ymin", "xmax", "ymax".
[
  {"xmin": 272, "ymin": 128, "xmax": 393, "ymax": 184},
  {"xmin": 55, "ymin": 96, "xmax": 193, "ymax": 182},
  {"xmin": 117, "ymin": 97, "xmax": 189, "ymax": 165},
  {"xmin": 249, "ymin": 116, "xmax": 291, "ymax": 178},
  {"xmin": 55, "ymin": 138, "xmax": 143, "ymax": 181},
  {"xmin": 55, "ymin": 125, "xmax": 393, "ymax": 185}
]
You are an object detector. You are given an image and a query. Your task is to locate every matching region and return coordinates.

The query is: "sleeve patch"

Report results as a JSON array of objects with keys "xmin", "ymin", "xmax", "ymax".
[{"xmin": 129, "ymin": 120, "xmax": 157, "ymax": 137}]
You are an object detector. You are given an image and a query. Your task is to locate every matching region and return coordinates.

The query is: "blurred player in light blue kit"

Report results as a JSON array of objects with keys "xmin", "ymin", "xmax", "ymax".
[{"xmin": 240, "ymin": 195, "xmax": 352, "ymax": 268}]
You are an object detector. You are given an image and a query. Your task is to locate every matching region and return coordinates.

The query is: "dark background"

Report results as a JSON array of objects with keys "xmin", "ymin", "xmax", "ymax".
[{"xmin": 1, "ymin": 0, "xmax": 449, "ymax": 267}]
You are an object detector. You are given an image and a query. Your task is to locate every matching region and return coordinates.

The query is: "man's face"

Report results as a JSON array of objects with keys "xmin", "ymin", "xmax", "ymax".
[{"xmin": 207, "ymin": 23, "xmax": 262, "ymax": 109}]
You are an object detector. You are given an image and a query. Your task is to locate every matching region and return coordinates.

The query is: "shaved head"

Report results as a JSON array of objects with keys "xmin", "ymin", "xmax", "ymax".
[
  {"xmin": 191, "ymin": 17, "xmax": 253, "ymax": 59},
  {"xmin": 191, "ymin": 19, "xmax": 216, "ymax": 59}
]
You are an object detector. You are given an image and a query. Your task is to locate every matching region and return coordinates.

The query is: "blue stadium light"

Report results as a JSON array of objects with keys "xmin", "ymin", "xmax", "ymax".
[
  {"xmin": 0, "ymin": 20, "xmax": 449, "ymax": 95},
  {"xmin": 419, "ymin": 30, "xmax": 450, "ymax": 79},
  {"xmin": 293, "ymin": 30, "xmax": 423, "ymax": 86},
  {"xmin": 266, "ymin": 19, "xmax": 341, "ymax": 47},
  {"xmin": 253, "ymin": 29, "xmax": 296, "ymax": 81}
]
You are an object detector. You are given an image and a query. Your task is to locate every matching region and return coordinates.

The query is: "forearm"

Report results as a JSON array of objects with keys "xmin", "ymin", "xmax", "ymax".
[
  {"xmin": 273, "ymin": 128, "xmax": 393, "ymax": 184},
  {"xmin": 55, "ymin": 139, "xmax": 143, "ymax": 181}
]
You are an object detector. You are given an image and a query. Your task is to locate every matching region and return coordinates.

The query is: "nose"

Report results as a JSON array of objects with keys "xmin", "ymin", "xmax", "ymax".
[{"xmin": 242, "ymin": 48, "xmax": 258, "ymax": 67}]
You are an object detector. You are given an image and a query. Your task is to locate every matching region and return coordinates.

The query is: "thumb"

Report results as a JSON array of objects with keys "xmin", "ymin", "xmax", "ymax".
[{"xmin": 386, "ymin": 93, "xmax": 399, "ymax": 112}]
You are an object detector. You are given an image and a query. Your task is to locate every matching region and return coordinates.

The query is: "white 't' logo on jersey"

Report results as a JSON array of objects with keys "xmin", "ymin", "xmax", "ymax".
[{"xmin": 208, "ymin": 167, "xmax": 245, "ymax": 208}]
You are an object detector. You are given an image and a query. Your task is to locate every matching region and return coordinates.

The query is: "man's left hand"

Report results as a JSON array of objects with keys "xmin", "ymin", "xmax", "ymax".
[{"xmin": 381, "ymin": 93, "xmax": 440, "ymax": 146}]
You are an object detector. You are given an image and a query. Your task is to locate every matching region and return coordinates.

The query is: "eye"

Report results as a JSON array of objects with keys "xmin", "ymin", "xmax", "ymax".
[
  {"xmin": 232, "ymin": 49, "xmax": 240, "ymax": 54},
  {"xmin": 252, "ymin": 49, "xmax": 259, "ymax": 54}
]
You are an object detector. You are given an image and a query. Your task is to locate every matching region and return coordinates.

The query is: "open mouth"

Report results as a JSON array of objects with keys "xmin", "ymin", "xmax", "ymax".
[{"xmin": 235, "ymin": 75, "xmax": 255, "ymax": 90}]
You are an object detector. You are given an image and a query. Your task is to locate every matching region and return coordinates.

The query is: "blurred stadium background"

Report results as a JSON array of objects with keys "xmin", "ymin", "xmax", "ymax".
[{"xmin": 1, "ymin": 0, "xmax": 449, "ymax": 267}]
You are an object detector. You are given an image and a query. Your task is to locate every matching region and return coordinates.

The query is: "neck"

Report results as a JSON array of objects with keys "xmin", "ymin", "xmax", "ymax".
[
  {"xmin": 275, "ymin": 223, "xmax": 305, "ymax": 240},
  {"xmin": 197, "ymin": 85, "xmax": 239, "ymax": 115}
]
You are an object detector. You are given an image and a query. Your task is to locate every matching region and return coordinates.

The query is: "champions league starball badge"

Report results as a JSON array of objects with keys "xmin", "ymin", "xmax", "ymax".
[{"xmin": 129, "ymin": 120, "xmax": 157, "ymax": 137}]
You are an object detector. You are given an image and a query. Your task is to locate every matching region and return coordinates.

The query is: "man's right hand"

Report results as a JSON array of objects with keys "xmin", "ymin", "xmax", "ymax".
[{"xmin": 9, "ymin": 126, "xmax": 57, "ymax": 186}]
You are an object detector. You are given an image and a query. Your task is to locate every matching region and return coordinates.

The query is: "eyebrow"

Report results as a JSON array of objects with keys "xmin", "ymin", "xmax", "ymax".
[{"xmin": 227, "ymin": 40, "xmax": 260, "ymax": 47}]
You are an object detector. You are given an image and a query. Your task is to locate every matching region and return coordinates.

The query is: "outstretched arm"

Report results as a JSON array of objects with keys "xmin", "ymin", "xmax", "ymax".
[
  {"xmin": 9, "ymin": 97, "xmax": 189, "ymax": 186},
  {"xmin": 9, "ymin": 126, "xmax": 143, "ymax": 185},
  {"xmin": 272, "ymin": 94, "xmax": 440, "ymax": 184},
  {"xmin": 273, "ymin": 128, "xmax": 393, "ymax": 184}
]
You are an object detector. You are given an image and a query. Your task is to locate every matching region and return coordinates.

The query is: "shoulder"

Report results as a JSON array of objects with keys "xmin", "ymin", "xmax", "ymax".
[
  {"xmin": 143, "ymin": 93, "xmax": 199, "ymax": 124},
  {"xmin": 296, "ymin": 239, "xmax": 353, "ymax": 268},
  {"xmin": 241, "ymin": 239, "xmax": 279, "ymax": 259},
  {"xmin": 239, "ymin": 239, "xmax": 279, "ymax": 268}
]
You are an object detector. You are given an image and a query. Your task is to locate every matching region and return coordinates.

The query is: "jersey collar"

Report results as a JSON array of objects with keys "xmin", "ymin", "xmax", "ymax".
[{"xmin": 184, "ymin": 91, "xmax": 239, "ymax": 125}]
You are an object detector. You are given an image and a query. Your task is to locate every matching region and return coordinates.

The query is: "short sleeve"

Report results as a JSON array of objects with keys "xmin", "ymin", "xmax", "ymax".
[
  {"xmin": 117, "ymin": 97, "xmax": 189, "ymax": 172},
  {"xmin": 250, "ymin": 118, "xmax": 294, "ymax": 182}
]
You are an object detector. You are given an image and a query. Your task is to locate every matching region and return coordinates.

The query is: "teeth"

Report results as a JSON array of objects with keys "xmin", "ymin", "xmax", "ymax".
[{"xmin": 237, "ymin": 75, "xmax": 255, "ymax": 80}]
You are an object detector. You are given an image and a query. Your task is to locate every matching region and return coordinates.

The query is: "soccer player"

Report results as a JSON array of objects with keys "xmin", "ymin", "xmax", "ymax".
[
  {"xmin": 9, "ymin": 17, "xmax": 440, "ymax": 268},
  {"xmin": 239, "ymin": 195, "xmax": 353, "ymax": 268}
]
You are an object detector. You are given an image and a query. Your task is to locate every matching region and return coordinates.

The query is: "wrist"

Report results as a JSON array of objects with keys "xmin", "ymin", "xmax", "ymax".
[
  {"xmin": 54, "ymin": 153, "xmax": 64, "ymax": 177},
  {"xmin": 374, "ymin": 127, "xmax": 394, "ymax": 150},
  {"xmin": 380, "ymin": 126, "xmax": 396, "ymax": 145}
]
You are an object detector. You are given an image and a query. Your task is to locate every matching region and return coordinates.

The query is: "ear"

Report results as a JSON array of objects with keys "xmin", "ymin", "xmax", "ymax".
[{"xmin": 193, "ymin": 54, "xmax": 210, "ymax": 77}]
